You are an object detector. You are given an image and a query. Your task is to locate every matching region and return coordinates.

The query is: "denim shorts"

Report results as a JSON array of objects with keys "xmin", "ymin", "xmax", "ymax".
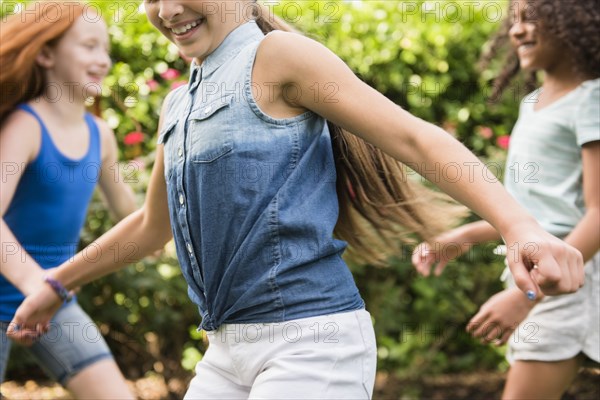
[{"xmin": 0, "ymin": 301, "xmax": 114, "ymax": 385}]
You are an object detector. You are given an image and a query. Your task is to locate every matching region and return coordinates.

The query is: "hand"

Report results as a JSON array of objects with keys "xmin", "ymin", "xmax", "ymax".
[
  {"xmin": 7, "ymin": 283, "xmax": 62, "ymax": 346},
  {"xmin": 466, "ymin": 288, "xmax": 537, "ymax": 345},
  {"xmin": 502, "ymin": 222, "xmax": 584, "ymax": 298},
  {"xmin": 412, "ymin": 233, "xmax": 472, "ymax": 276}
]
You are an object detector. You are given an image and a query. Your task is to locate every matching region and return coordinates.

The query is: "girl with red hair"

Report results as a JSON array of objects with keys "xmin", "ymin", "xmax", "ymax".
[{"xmin": 0, "ymin": 2, "xmax": 135, "ymax": 397}]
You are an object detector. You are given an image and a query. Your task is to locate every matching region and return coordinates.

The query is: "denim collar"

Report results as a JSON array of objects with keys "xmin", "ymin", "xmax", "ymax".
[{"xmin": 188, "ymin": 21, "xmax": 263, "ymax": 92}]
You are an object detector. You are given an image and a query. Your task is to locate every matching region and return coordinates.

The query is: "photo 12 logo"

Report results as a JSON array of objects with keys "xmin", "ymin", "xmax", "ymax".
[{"xmin": 1, "ymin": 1, "xmax": 143, "ymax": 24}]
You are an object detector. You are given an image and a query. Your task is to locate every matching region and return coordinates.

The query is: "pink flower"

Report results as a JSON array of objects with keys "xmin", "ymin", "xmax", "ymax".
[
  {"xmin": 170, "ymin": 80, "xmax": 187, "ymax": 90},
  {"xmin": 124, "ymin": 131, "xmax": 145, "ymax": 146},
  {"xmin": 160, "ymin": 68, "xmax": 180, "ymax": 80},
  {"xmin": 146, "ymin": 79, "xmax": 159, "ymax": 92},
  {"xmin": 496, "ymin": 135, "xmax": 510, "ymax": 150},
  {"xmin": 477, "ymin": 126, "xmax": 493, "ymax": 139}
]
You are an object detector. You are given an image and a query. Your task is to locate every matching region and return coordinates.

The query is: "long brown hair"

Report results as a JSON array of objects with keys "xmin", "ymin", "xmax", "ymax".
[
  {"xmin": 0, "ymin": 1, "xmax": 86, "ymax": 122},
  {"xmin": 480, "ymin": 0, "xmax": 600, "ymax": 99},
  {"xmin": 253, "ymin": 4, "xmax": 465, "ymax": 265}
]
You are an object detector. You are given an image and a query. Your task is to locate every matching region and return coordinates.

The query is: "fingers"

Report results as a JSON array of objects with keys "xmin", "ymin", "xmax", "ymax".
[
  {"xmin": 526, "ymin": 240, "xmax": 584, "ymax": 295},
  {"xmin": 467, "ymin": 312, "xmax": 515, "ymax": 345},
  {"xmin": 412, "ymin": 242, "xmax": 450, "ymax": 277},
  {"xmin": 7, "ymin": 301, "xmax": 51, "ymax": 344},
  {"xmin": 570, "ymin": 250, "xmax": 585, "ymax": 289},
  {"xmin": 6, "ymin": 321, "xmax": 42, "ymax": 346},
  {"xmin": 508, "ymin": 257, "xmax": 541, "ymax": 301},
  {"xmin": 434, "ymin": 259, "xmax": 449, "ymax": 276},
  {"xmin": 412, "ymin": 243, "xmax": 434, "ymax": 276},
  {"xmin": 496, "ymin": 327, "xmax": 515, "ymax": 346}
]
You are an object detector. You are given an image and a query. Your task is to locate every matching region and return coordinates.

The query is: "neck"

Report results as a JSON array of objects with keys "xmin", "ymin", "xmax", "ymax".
[
  {"xmin": 541, "ymin": 59, "xmax": 587, "ymax": 93},
  {"xmin": 36, "ymin": 90, "xmax": 88, "ymax": 123}
]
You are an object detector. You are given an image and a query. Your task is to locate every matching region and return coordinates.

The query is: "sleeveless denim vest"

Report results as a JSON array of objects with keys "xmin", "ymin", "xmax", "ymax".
[{"xmin": 158, "ymin": 21, "xmax": 364, "ymax": 331}]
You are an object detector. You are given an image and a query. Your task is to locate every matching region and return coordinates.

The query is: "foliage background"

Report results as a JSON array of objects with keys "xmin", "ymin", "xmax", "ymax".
[{"xmin": 4, "ymin": 0, "xmax": 531, "ymax": 395}]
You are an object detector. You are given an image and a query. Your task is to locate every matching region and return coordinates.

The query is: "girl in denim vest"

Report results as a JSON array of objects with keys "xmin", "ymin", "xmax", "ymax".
[
  {"xmin": 413, "ymin": 1, "xmax": 599, "ymax": 398},
  {"xmin": 0, "ymin": 1, "xmax": 135, "ymax": 398},
  {"xmin": 10, "ymin": 1, "xmax": 585, "ymax": 398}
]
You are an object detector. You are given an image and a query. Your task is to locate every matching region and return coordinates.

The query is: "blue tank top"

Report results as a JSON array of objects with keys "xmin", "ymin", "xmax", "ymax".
[
  {"xmin": 0, "ymin": 104, "xmax": 101, "ymax": 321},
  {"xmin": 158, "ymin": 21, "xmax": 364, "ymax": 331}
]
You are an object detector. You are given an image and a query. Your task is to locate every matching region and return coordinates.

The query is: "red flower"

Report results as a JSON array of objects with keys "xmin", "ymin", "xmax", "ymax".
[
  {"xmin": 160, "ymin": 68, "xmax": 180, "ymax": 80},
  {"xmin": 496, "ymin": 135, "xmax": 510, "ymax": 150},
  {"xmin": 124, "ymin": 131, "xmax": 145, "ymax": 146}
]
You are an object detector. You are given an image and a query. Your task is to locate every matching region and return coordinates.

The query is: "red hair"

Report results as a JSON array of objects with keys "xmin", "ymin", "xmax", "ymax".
[{"xmin": 0, "ymin": 1, "xmax": 86, "ymax": 122}]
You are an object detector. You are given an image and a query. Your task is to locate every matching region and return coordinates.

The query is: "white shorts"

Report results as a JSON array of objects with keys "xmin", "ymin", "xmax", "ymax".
[
  {"xmin": 184, "ymin": 309, "xmax": 377, "ymax": 399},
  {"xmin": 503, "ymin": 252, "xmax": 600, "ymax": 363}
]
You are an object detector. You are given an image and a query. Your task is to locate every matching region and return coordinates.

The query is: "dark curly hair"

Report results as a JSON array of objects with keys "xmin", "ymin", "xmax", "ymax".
[{"xmin": 480, "ymin": 0, "xmax": 600, "ymax": 100}]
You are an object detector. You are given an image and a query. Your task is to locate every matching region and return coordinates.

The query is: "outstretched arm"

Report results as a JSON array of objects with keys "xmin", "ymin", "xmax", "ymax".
[
  {"xmin": 255, "ymin": 31, "xmax": 583, "ymax": 297},
  {"xmin": 412, "ymin": 220, "xmax": 501, "ymax": 276},
  {"xmin": 8, "ymin": 103, "xmax": 174, "ymax": 342},
  {"xmin": 467, "ymin": 142, "xmax": 599, "ymax": 345}
]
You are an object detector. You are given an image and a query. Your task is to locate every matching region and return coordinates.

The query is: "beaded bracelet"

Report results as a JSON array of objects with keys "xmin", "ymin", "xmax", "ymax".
[{"xmin": 43, "ymin": 275, "xmax": 72, "ymax": 302}]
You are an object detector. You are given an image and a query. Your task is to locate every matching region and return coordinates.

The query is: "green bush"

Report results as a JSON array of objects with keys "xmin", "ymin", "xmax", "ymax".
[{"xmin": 6, "ymin": 0, "xmax": 525, "ymax": 384}]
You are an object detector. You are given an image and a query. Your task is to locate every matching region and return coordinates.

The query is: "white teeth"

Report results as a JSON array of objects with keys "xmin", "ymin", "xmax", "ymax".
[
  {"xmin": 518, "ymin": 43, "xmax": 535, "ymax": 52},
  {"xmin": 171, "ymin": 20, "xmax": 200, "ymax": 35}
]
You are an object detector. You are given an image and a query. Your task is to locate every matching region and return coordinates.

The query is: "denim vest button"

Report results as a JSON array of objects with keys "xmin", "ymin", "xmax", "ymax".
[
  {"xmin": 178, "ymin": 147, "xmax": 183, "ymax": 157},
  {"xmin": 204, "ymin": 106, "xmax": 212, "ymax": 115},
  {"xmin": 179, "ymin": 194, "xmax": 185, "ymax": 205},
  {"xmin": 186, "ymin": 242, "xmax": 193, "ymax": 253}
]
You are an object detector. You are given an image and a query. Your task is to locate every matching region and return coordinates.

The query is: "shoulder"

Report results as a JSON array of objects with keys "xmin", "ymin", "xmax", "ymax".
[
  {"xmin": 0, "ymin": 108, "xmax": 42, "ymax": 162},
  {"xmin": 578, "ymin": 78, "xmax": 600, "ymax": 102},
  {"xmin": 259, "ymin": 30, "xmax": 328, "ymax": 56},
  {"xmin": 92, "ymin": 115, "xmax": 112, "ymax": 136},
  {"xmin": 158, "ymin": 86, "xmax": 188, "ymax": 127},
  {"xmin": 92, "ymin": 115, "xmax": 118, "ymax": 161},
  {"xmin": 257, "ymin": 31, "xmax": 342, "ymax": 83},
  {"xmin": 575, "ymin": 78, "xmax": 600, "ymax": 117},
  {"xmin": 2, "ymin": 107, "xmax": 40, "ymax": 135},
  {"xmin": 164, "ymin": 85, "xmax": 187, "ymax": 109},
  {"xmin": 92, "ymin": 115, "xmax": 113, "ymax": 144}
]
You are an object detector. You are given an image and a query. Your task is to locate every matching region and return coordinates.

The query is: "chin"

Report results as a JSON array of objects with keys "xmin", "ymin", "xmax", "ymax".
[
  {"xmin": 518, "ymin": 59, "xmax": 535, "ymax": 71},
  {"xmin": 84, "ymin": 86, "xmax": 103, "ymax": 98}
]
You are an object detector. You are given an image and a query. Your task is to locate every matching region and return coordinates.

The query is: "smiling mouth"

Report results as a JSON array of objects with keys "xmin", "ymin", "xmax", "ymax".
[
  {"xmin": 518, "ymin": 42, "xmax": 536, "ymax": 52},
  {"xmin": 169, "ymin": 19, "xmax": 204, "ymax": 36},
  {"xmin": 88, "ymin": 73, "xmax": 104, "ymax": 81}
]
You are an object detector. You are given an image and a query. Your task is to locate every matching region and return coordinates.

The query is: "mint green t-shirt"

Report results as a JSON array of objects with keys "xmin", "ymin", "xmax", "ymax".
[{"xmin": 504, "ymin": 79, "xmax": 600, "ymax": 237}]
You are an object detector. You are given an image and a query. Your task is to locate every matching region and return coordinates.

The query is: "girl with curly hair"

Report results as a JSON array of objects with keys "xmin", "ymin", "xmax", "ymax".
[{"xmin": 414, "ymin": 0, "xmax": 599, "ymax": 398}]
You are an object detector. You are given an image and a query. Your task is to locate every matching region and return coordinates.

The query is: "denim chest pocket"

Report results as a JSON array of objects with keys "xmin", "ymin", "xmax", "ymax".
[
  {"xmin": 189, "ymin": 95, "xmax": 234, "ymax": 163},
  {"xmin": 157, "ymin": 120, "xmax": 179, "ymax": 179}
]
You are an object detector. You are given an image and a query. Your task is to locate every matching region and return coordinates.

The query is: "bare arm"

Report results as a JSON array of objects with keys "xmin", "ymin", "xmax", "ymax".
[
  {"xmin": 412, "ymin": 220, "xmax": 501, "ymax": 276},
  {"xmin": 254, "ymin": 32, "xmax": 583, "ymax": 296},
  {"xmin": 564, "ymin": 141, "xmax": 600, "ymax": 263},
  {"xmin": 50, "ymin": 146, "xmax": 172, "ymax": 289},
  {"xmin": 467, "ymin": 142, "xmax": 599, "ymax": 345},
  {"xmin": 8, "ymin": 102, "xmax": 174, "ymax": 341},
  {"xmin": 96, "ymin": 118, "xmax": 137, "ymax": 220},
  {"xmin": 0, "ymin": 111, "xmax": 47, "ymax": 295}
]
